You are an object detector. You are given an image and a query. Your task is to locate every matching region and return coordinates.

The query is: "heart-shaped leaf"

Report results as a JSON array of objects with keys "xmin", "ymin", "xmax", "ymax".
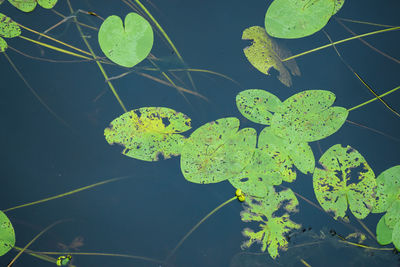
[{"xmin": 98, "ymin": 12, "xmax": 154, "ymax": 67}]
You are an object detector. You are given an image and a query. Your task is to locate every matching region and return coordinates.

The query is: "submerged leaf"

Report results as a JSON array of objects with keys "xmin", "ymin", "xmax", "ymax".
[
  {"xmin": 265, "ymin": 0, "xmax": 335, "ymax": 39},
  {"xmin": 240, "ymin": 187, "xmax": 300, "ymax": 259},
  {"xmin": 313, "ymin": 144, "xmax": 376, "ymax": 220},
  {"xmin": 0, "ymin": 210, "xmax": 15, "ymax": 256},
  {"xmin": 104, "ymin": 107, "xmax": 191, "ymax": 161},
  {"xmin": 181, "ymin": 118, "xmax": 256, "ymax": 184},
  {"xmin": 98, "ymin": 12, "xmax": 153, "ymax": 68},
  {"xmin": 242, "ymin": 26, "xmax": 300, "ymax": 87}
]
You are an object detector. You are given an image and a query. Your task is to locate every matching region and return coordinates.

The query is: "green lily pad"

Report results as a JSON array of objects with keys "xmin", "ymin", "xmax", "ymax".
[
  {"xmin": 384, "ymin": 200, "xmax": 400, "ymax": 229},
  {"xmin": 240, "ymin": 187, "xmax": 301, "ymax": 259},
  {"xmin": 393, "ymin": 221, "xmax": 400, "ymax": 251},
  {"xmin": 98, "ymin": 12, "xmax": 153, "ymax": 68},
  {"xmin": 333, "ymin": 0, "xmax": 345, "ymax": 15},
  {"xmin": 0, "ymin": 210, "xmax": 15, "ymax": 256},
  {"xmin": 242, "ymin": 26, "xmax": 300, "ymax": 87},
  {"xmin": 8, "ymin": 0, "xmax": 37, "ymax": 12},
  {"xmin": 7, "ymin": 0, "xmax": 57, "ymax": 12},
  {"xmin": 313, "ymin": 144, "xmax": 376, "ymax": 220},
  {"xmin": 229, "ymin": 146, "xmax": 295, "ymax": 197},
  {"xmin": 104, "ymin": 107, "xmax": 191, "ymax": 161},
  {"xmin": 37, "ymin": 0, "xmax": 57, "ymax": 9},
  {"xmin": 0, "ymin": 13, "xmax": 21, "ymax": 38},
  {"xmin": 236, "ymin": 89, "xmax": 284, "ymax": 125},
  {"xmin": 260, "ymin": 128, "xmax": 315, "ymax": 175},
  {"xmin": 181, "ymin": 118, "xmax": 256, "ymax": 184},
  {"xmin": 271, "ymin": 90, "xmax": 348, "ymax": 143},
  {"xmin": 372, "ymin": 165, "xmax": 400, "ymax": 213},
  {"xmin": 376, "ymin": 214, "xmax": 393, "ymax": 245},
  {"xmin": 265, "ymin": 0, "xmax": 335, "ymax": 39},
  {"xmin": 0, "ymin": 37, "xmax": 7, "ymax": 52}
]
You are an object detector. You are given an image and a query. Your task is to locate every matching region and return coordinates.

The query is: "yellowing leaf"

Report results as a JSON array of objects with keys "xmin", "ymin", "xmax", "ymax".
[
  {"xmin": 104, "ymin": 107, "xmax": 191, "ymax": 161},
  {"xmin": 242, "ymin": 26, "xmax": 300, "ymax": 87}
]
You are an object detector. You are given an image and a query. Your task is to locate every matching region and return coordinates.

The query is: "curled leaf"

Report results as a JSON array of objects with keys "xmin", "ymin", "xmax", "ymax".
[{"xmin": 242, "ymin": 26, "xmax": 300, "ymax": 87}]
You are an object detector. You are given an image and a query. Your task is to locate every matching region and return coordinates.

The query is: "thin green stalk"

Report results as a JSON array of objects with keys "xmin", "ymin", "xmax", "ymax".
[
  {"xmin": 7, "ymin": 220, "xmax": 67, "ymax": 267},
  {"xmin": 13, "ymin": 246, "xmax": 76, "ymax": 266},
  {"xmin": 282, "ymin": 27, "xmax": 400, "ymax": 62},
  {"xmin": 31, "ymin": 251, "xmax": 164, "ymax": 265},
  {"xmin": 348, "ymin": 85, "xmax": 400, "ymax": 112},
  {"xmin": 3, "ymin": 176, "xmax": 129, "ymax": 212},
  {"xmin": 2, "ymin": 51, "xmax": 72, "ymax": 129},
  {"xmin": 17, "ymin": 23, "xmax": 93, "ymax": 57},
  {"xmin": 18, "ymin": 35, "xmax": 92, "ymax": 60},
  {"xmin": 130, "ymin": 0, "xmax": 198, "ymax": 92},
  {"xmin": 66, "ymin": 0, "xmax": 128, "ymax": 113},
  {"xmin": 164, "ymin": 196, "xmax": 238, "ymax": 263}
]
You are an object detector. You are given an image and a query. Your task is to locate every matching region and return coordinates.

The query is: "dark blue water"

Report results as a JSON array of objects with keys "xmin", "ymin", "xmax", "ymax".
[{"xmin": 0, "ymin": 0, "xmax": 399, "ymax": 266}]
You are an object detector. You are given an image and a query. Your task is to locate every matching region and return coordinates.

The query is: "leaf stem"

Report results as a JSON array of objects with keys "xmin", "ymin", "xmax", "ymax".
[
  {"xmin": 348, "ymin": 85, "xmax": 400, "ymax": 112},
  {"xmin": 164, "ymin": 196, "xmax": 238, "ymax": 263},
  {"xmin": 282, "ymin": 27, "xmax": 400, "ymax": 62}
]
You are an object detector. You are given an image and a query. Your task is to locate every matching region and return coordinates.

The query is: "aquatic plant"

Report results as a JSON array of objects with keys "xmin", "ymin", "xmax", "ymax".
[
  {"xmin": 103, "ymin": 86, "xmax": 399, "ymax": 259},
  {"xmin": 0, "ymin": 0, "xmax": 398, "ymax": 265}
]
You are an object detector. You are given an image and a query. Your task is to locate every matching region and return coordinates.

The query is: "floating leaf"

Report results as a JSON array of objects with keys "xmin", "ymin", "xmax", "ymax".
[
  {"xmin": 7, "ymin": 0, "xmax": 57, "ymax": 11},
  {"xmin": 8, "ymin": 0, "xmax": 37, "ymax": 12},
  {"xmin": 104, "ymin": 107, "xmax": 191, "ymax": 161},
  {"xmin": 181, "ymin": 118, "xmax": 256, "ymax": 184},
  {"xmin": 37, "ymin": 0, "xmax": 57, "ymax": 9},
  {"xmin": 384, "ymin": 200, "xmax": 400, "ymax": 229},
  {"xmin": 265, "ymin": 0, "xmax": 335, "ymax": 39},
  {"xmin": 259, "ymin": 128, "xmax": 314, "ymax": 175},
  {"xmin": 376, "ymin": 214, "xmax": 393, "ymax": 245},
  {"xmin": 242, "ymin": 26, "xmax": 300, "ymax": 87},
  {"xmin": 0, "ymin": 13, "xmax": 21, "ymax": 38},
  {"xmin": 0, "ymin": 37, "xmax": 7, "ymax": 52},
  {"xmin": 240, "ymin": 187, "xmax": 300, "ymax": 259},
  {"xmin": 313, "ymin": 144, "xmax": 376, "ymax": 220},
  {"xmin": 271, "ymin": 90, "xmax": 348, "ymax": 143},
  {"xmin": 236, "ymin": 89, "xmax": 284, "ymax": 125},
  {"xmin": 393, "ymin": 221, "xmax": 400, "ymax": 251},
  {"xmin": 372, "ymin": 165, "xmax": 400, "ymax": 213},
  {"xmin": 98, "ymin": 12, "xmax": 153, "ymax": 68},
  {"xmin": 333, "ymin": 0, "xmax": 345, "ymax": 15},
  {"xmin": 0, "ymin": 210, "xmax": 15, "ymax": 256},
  {"xmin": 229, "ymin": 145, "xmax": 295, "ymax": 197}
]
